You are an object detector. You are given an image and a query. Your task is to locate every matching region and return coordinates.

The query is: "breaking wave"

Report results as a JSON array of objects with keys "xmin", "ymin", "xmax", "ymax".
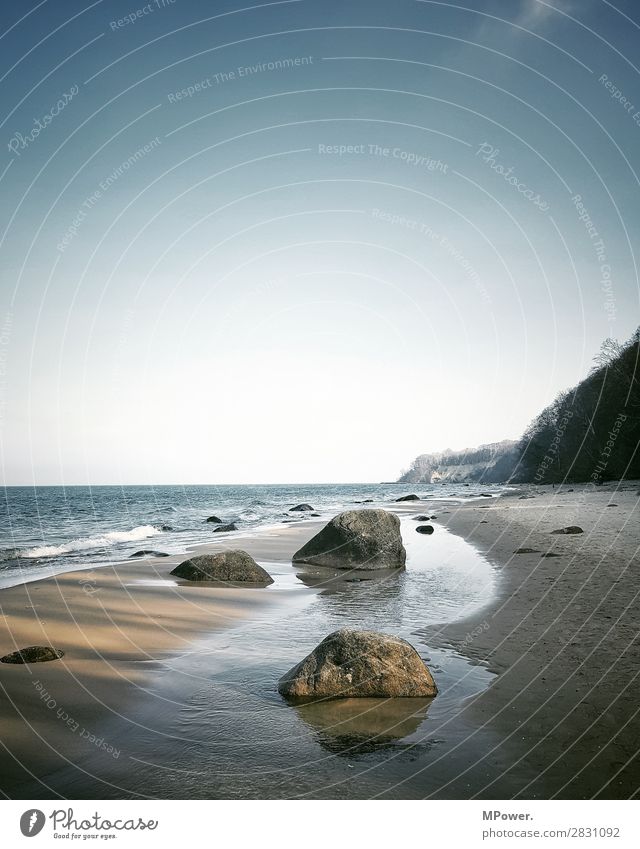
[{"xmin": 20, "ymin": 525, "xmax": 162, "ymax": 559}]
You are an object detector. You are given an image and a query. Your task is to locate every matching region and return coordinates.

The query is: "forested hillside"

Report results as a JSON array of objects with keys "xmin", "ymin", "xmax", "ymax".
[
  {"xmin": 399, "ymin": 329, "xmax": 639, "ymax": 485},
  {"xmin": 515, "ymin": 329, "xmax": 639, "ymax": 483}
]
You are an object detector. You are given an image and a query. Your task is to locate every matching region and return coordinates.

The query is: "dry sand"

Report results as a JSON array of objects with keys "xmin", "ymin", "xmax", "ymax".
[{"xmin": 1, "ymin": 487, "xmax": 638, "ymax": 799}]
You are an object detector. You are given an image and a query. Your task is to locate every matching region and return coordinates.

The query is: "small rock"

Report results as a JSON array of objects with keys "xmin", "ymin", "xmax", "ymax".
[
  {"xmin": 212, "ymin": 523, "xmax": 237, "ymax": 533},
  {"xmin": 542, "ymin": 552, "xmax": 562, "ymax": 558},
  {"xmin": 416, "ymin": 525, "xmax": 434, "ymax": 535},
  {"xmin": 514, "ymin": 547, "xmax": 540, "ymax": 554},
  {"xmin": 290, "ymin": 504, "xmax": 315, "ymax": 512},
  {"xmin": 1, "ymin": 646, "xmax": 64, "ymax": 664},
  {"xmin": 413, "ymin": 515, "xmax": 430, "ymax": 521},
  {"xmin": 395, "ymin": 494, "xmax": 420, "ymax": 502},
  {"xmin": 161, "ymin": 525, "xmax": 173, "ymax": 532},
  {"xmin": 129, "ymin": 550, "xmax": 169, "ymax": 558},
  {"xmin": 551, "ymin": 526, "xmax": 583, "ymax": 535},
  {"xmin": 205, "ymin": 515, "xmax": 223, "ymax": 523}
]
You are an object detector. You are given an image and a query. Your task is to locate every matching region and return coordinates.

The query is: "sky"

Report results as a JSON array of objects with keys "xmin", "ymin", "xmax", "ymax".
[{"xmin": 0, "ymin": 0, "xmax": 639, "ymax": 485}]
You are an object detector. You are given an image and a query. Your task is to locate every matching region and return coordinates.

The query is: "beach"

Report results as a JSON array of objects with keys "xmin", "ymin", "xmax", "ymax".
[
  {"xmin": 0, "ymin": 484, "xmax": 638, "ymax": 799},
  {"xmin": 425, "ymin": 481, "xmax": 640, "ymax": 799}
]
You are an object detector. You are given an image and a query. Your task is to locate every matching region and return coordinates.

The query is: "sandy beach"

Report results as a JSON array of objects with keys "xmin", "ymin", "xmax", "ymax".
[
  {"xmin": 0, "ymin": 486, "xmax": 638, "ymax": 799},
  {"xmin": 0, "ymin": 522, "xmax": 319, "ymax": 797},
  {"xmin": 425, "ymin": 481, "xmax": 640, "ymax": 799}
]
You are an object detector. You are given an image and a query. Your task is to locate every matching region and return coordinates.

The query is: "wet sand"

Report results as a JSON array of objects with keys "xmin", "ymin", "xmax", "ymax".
[
  {"xmin": 0, "ymin": 522, "xmax": 320, "ymax": 796},
  {"xmin": 423, "ymin": 481, "xmax": 640, "ymax": 799}
]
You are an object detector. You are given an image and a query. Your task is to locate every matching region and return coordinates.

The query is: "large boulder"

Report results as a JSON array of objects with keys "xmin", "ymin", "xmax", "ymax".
[
  {"xmin": 278, "ymin": 628, "xmax": 437, "ymax": 700},
  {"xmin": 292, "ymin": 509, "xmax": 405, "ymax": 570},
  {"xmin": 171, "ymin": 551, "xmax": 273, "ymax": 584},
  {"xmin": 1, "ymin": 646, "xmax": 64, "ymax": 664}
]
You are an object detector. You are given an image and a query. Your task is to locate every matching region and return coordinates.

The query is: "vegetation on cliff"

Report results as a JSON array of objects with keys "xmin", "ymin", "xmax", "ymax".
[{"xmin": 399, "ymin": 329, "xmax": 639, "ymax": 485}]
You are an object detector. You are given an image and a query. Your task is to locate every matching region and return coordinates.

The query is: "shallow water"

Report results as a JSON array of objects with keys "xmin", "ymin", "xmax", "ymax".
[
  {"xmin": 0, "ymin": 483, "xmax": 508, "ymax": 587},
  {"xmin": 27, "ymin": 518, "xmax": 532, "ymax": 800}
]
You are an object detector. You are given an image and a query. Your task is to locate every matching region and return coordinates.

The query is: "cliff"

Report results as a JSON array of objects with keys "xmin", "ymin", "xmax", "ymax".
[{"xmin": 398, "ymin": 440, "xmax": 519, "ymax": 484}]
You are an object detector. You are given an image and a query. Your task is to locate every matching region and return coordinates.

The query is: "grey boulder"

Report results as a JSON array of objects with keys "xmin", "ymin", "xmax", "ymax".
[
  {"xmin": 171, "ymin": 550, "xmax": 273, "ymax": 584},
  {"xmin": 292, "ymin": 509, "xmax": 406, "ymax": 570},
  {"xmin": 278, "ymin": 628, "xmax": 437, "ymax": 700}
]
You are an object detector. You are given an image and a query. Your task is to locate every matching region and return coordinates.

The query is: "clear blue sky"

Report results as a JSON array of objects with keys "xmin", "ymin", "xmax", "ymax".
[{"xmin": 0, "ymin": 0, "xmax": 638, "ymax": 484}]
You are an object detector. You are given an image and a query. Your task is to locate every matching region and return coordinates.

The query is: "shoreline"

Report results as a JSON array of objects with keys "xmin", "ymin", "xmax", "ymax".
[
  {"xmin": 1, "ymin": 484, "xmax": 638, "ymax": 798},
  {"xmin": 0, "ymin": 520, "xmax": 322, "ymax": 797}
]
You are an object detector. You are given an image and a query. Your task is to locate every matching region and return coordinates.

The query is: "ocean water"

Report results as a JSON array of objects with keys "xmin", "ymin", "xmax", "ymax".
[{"xmin": 0, "ymin": 483, "xmax": 507, "ymax": 588}]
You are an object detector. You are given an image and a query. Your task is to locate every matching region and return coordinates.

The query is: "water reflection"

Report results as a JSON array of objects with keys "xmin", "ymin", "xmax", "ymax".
[
  {"xmin": 293, "ymin": 518, "xmax": 494, "ymax": 630},
  {"xmin": 293, "ymin": 696, "xmax": 435, "ymax": 755}
]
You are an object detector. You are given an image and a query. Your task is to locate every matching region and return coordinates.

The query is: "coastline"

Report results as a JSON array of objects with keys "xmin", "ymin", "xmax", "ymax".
[{"xmin": 0, "ymin": 484, "xmax": 638, "ymax": 799}]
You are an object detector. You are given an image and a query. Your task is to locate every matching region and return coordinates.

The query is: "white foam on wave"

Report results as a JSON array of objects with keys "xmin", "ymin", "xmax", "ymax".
[{"xmin": 20, "ymin": 525, "xmax": 161, "ymax": 559}]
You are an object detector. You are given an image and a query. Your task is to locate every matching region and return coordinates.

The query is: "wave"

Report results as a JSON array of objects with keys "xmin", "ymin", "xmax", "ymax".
[{"xmin": 20, "ymin": 525, "xmax": 161, "ymax": 559}]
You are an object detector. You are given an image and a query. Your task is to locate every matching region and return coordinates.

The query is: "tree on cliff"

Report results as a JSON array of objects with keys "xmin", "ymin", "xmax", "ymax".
[{"xmin": 516, "ymin": 328, "xmax": 640, "ymax": 483}]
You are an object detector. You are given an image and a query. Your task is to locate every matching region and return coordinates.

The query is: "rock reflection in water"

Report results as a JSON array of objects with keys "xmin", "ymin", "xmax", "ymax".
[
  {"xmin": 295, "ymin": 565, "xmax": 403, "ymax": 592},
  {"xmin": 293, "ymin": 696, "xmax": 434, "ymax": 755}
]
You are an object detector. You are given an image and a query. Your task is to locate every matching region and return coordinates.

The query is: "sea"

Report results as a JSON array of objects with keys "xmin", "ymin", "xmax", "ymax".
[{"xmin": 0, "ymin": 482, "xmax": 507, "ymax": 589}]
